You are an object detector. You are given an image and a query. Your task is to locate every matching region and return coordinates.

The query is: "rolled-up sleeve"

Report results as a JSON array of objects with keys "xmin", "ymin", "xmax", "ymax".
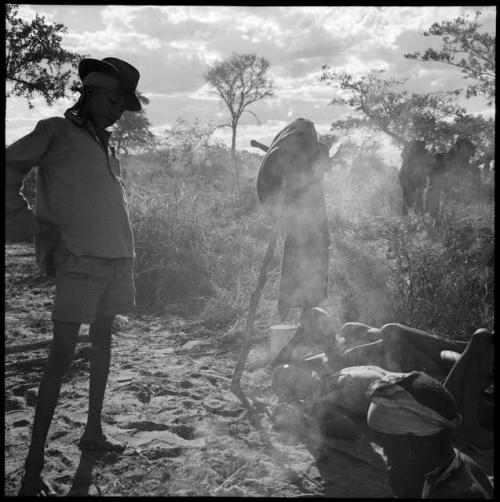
[
  {"xmin": 5, "ymin": 120, "xmax": 54, "ymax": 241},
  {"xmin": 6, "ymin": 120, "xmax": 53, "ymax": 214}
]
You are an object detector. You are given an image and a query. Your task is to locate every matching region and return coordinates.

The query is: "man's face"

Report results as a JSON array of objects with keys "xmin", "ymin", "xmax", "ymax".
[{"xmin": 88, "ymin": 87, "xmax": 128, "ymax": 129}]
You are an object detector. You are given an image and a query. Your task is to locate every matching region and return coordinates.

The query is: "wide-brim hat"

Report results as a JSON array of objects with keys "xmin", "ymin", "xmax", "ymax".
[{"xmin": 78, "ymin": 57, "xmax": 141, "ymax": 111}]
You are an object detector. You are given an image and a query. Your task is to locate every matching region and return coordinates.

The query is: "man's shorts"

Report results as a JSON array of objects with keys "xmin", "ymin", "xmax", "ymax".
[{"xmin": 52, "ymin": 241, "xmax": 135, "ymax": 324}]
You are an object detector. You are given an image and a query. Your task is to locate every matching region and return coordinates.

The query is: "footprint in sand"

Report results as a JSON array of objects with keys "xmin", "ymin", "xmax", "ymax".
[
  {"xmin": 202, "ymin": 397, "xmax": 244, "ymax": 417},
  {"xmin": 12, "ymin": 419, "xmax": 30, "ymax": 427},
  {"xmin": 6, "ymin": 395, "xmax": 25, "ymax": 411},
  {"xmin": 25, "ymin": 387, "xmax": 39, "ymax": 407},
  {"xmin": 142, "ymin": 446, "xmax": 183, "ymax": 460},
  {"xmin": 170, "ymin": 424, "xmax": 197, "ymax": 440},
  {"xmin": 119, "ymin": 420, "xmax": 198, "ymax": 440},
  {"xmin": 121, "ymin": 420, "xmax": 170, "ymax": 432}
]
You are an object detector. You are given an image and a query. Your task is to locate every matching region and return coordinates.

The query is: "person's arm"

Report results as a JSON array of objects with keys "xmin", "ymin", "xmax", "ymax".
[
  {"xmin": 250, "ymin": 139, "xmax": 269, "ymax": 152},
  {"xmin": 5, "ymin": 120, "xmax": 53, "ymax": 241}
]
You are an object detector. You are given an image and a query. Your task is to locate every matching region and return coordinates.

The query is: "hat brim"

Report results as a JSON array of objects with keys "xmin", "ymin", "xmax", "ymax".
[{"xmin": 78, "ymin": 58, "xmax": 141, "ymax": 112}]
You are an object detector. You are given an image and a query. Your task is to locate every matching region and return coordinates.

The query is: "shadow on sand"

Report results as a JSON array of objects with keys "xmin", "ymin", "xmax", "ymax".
[{"xmin": 67, "ymin": 448, "xmax": 120, "ymax": 496}]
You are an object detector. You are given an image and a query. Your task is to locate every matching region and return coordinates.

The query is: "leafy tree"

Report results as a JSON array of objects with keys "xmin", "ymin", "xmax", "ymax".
[
  {"xmin": 320, "ymin": 67, "xmax": 495, "ymax": 191},
  {"xmin": 204, "ymin": 53, "xmax": 273, "ymax": 204},
  {"xmin": 320, "ymin": 68, "xmax": 465, "ymax": 150},
  {"xmin": 159, "ymin": 117, "xmax": 218, "ymax": 155},
  {"xmin": 5, "ymin": 3, "xmax": 85, "ymax": 108},
  {"xmin": 405, "ymin": 11, "xmax": 495, "ymax": 106},
  {"xmin": 111, "ymin": 92, "xmax": 155, "ymax": 156},
  {"xmin": 157, "ymin": 118, "xmax": 231, "ymax": 185}
]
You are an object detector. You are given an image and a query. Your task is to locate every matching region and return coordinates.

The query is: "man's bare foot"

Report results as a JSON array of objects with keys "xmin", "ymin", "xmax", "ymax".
[
  {"xmin": 78, "ymin": 432, "xmax": 126, "ymax": 453},
  {"xmin": 18, "ymin": 474, "xmax": 56, "ymax": 496}
]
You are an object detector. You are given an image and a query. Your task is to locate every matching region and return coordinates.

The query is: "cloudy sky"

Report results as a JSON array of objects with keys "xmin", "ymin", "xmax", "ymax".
[{"xmin": 5, "ymin": 5, "xmax": 496, "ymax": 152}]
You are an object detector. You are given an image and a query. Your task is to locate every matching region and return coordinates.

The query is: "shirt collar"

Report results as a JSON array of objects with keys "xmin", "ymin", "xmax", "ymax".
[
  {"xmin": 421, "ymin": 449, "xmax": 462, "ymax": 498},
  {"xmin": 64, "ymin": 108, "xmax": 112, "ymax": 145}
]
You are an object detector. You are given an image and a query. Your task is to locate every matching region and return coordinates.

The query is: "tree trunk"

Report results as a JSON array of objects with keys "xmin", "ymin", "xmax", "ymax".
[{"xmin": 231, "ymin": 124, "xmax": 241, "ymax": 207}]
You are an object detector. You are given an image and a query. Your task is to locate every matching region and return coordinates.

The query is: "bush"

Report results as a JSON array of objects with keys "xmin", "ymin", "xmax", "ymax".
[
  {"xmin": 384, "ymin": 212, "xmax": 494, "ymax": 340},
  {"xmin": 127, "ymin": 156, "xmax": 278, "ymax": 331},
  {"xmin": 120, "ymin": 125, "xmax": 494, "ymax": 342},
  {"xmin": 129, "ymin": 186, "xmax": 212, "ymax": 315}
]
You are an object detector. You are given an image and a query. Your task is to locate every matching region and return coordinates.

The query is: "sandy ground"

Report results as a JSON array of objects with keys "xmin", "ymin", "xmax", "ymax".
[{"xmin": 4, "ymin": 243, "xmax": 491, "ymax": 497}]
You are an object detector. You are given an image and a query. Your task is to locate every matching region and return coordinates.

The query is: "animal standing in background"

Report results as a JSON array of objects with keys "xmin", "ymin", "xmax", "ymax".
[
  {"xmin": 399, "ymin": 137, "xmax": 479, "ymax": 223},
  {"xmin": 398, "ymin": 140, "xmax": 435, "ymax": 216},
  {"xmin": 439, "ymin": 136, "xmax": 480, "ymax": 202},
  {"xmin": 423, "ymin": 151, "xmax": 446, "ymax": 221}
]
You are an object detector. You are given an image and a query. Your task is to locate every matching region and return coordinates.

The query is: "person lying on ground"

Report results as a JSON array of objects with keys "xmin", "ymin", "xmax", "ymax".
[
  {"xmin": 328, "ymin": 322, "xmax": 469, "ymax": 380},
  {"xmin": 271, "ymin": 361, "xmax": 389, "ymax": 441},
  {"xmin": 270, "ymin": 314, "xmax": 493, "ymax": 450},
  {"xmin": 6, "ymin": 56, "xmax": 142, "ymax": 497},
  {"xmin": 326, "ymin": 323, "xmax": 494, "ymax": 449},
  {"xmin": 366, "ymin": 370, "xmax": 493, "ymax": 498},
  {"xmin": 443, "ymin": 329, "xmax": 494, "ymax": 450}
]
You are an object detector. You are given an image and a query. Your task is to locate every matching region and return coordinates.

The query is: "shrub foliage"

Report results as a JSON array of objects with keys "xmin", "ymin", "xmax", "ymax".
[{"xmin": 19, "ymin": 122, "xmax": 494, "ymax": 340}]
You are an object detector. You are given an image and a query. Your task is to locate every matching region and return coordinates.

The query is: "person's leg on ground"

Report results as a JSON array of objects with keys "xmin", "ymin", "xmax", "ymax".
[
  {"xmin": 380, "ymin": 324, "xmax": 467, "ymax": 379},
  {"xmin": 19, "ymin": 321, "xmax": 80, "ymax": 495},
  {"xmin": 79, "ymin": 314, "xmax": 125, "ymax": 451},
  {"xmin": 78, "ymin": 257, "xmax": 135, "ymax": 451},
  {"xmin": 444, "ymin": 329, "xmax": 494, "ymax": 449}
]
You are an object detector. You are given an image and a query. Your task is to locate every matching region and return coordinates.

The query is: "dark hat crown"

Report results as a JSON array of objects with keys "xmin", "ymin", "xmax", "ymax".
[
  {"xmin": 398, "ymin": 371, "xmax": 458, "ymax": 421},
  {"xmin": 78, "ymin": 56, "xmax": 142, "ymax": 111},
  {"xmin": 101, "ymin": 57, "xmax": 140, "ymax": 91}
]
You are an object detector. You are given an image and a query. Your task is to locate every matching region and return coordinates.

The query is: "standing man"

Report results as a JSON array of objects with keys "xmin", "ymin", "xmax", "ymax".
[{"xmin": 6, "ymin": 57, "xmax": 142, "ymax": 496}]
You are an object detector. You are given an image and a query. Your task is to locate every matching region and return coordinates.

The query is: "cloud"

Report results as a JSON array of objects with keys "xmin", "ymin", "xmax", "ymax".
[{"xmin": 6, "ymin": 5, "xmax": 495, "ymax": 151}]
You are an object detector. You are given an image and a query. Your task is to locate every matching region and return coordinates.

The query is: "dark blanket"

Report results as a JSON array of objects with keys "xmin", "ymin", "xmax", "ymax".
[{"xmin": 257, "ymin": 118, "xmax": 330, "ymax": 320}]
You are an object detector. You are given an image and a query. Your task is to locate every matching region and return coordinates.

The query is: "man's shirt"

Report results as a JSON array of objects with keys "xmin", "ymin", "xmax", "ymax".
[
  {"xmin": 423, "ymin": 449, "xmax": 493, "ymax": 499},
  {"xmin": 6, "ymin": 109, "xmax": 135, "ymax": 272}
]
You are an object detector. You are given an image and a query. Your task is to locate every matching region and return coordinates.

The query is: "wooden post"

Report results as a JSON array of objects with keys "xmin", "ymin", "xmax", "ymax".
[{"xmin": 230, "ymin": 227, "xmax": 279, "ymax": 445}]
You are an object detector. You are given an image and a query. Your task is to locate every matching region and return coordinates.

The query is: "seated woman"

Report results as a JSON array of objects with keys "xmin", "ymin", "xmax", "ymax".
[{"xmin": 366, "ymin": 371, "xmax": 493, "ymax": 498}]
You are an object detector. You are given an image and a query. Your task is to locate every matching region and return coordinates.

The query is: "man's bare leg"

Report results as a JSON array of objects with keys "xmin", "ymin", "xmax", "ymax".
[
  {"xmin": 272, "ymin": 325, "xmax": 305, "ymax": 368},
  {"xmin": 19, "ymin": 321, "xmax": 80, "ymax": 496},
  {"xmin": 379, "ymin": 323, "xmax": 467, "ymax": 379},
  {"xmin": 444, "ymin": 329, "xmax": 494, "ymax": 449},
  {"xmin": 79, "ymin": 314, "xmax": 124, "ymax": 451},
  {"xmin": 337, "ymin": 322, "xmax": 382, "ymax": 347}
]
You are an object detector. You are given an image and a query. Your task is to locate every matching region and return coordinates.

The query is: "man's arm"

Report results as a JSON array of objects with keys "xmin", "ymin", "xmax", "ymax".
[
  {"xmin": 6, "ymin": 120, "xmax": 53, "ymax": 241},
  {"xmin": 250, "ymin": 139, "xmax": 269, "ymax": 153}
]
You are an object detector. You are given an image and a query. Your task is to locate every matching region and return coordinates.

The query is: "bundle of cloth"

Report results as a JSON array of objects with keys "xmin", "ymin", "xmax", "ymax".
[{"xmin": 256, "ymin": 118, "xmax": 330, "ymax": 321}]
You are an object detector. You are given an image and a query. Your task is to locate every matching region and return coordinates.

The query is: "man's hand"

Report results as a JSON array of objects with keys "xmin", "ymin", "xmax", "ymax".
[
  {"xmin": 250, "ymin": 139, "xmax": 269, "ymax": 152},
  {"xmin": 5, "ymin": 207, "xmax": 40, "ymax": 242}
]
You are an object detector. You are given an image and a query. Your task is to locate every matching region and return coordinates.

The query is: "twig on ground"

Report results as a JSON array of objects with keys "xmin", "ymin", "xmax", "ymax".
[
  {"xmin": 5, "ymin": 344, "xmax": 91, "ymax": 372},
  {"xmin": 213, "ymin": 446, "xmax": 267, "ymax": 493},
  {"xmin": 229, "ymin": 226, "xmax": 279, "ymax": 448},
  {"xmin": 5, "ymin": 334, "xmax": 91, "ymax": 355},
  {"xmin": 228, "ymin": 227, "xmax": 323, "ymax": 494},
  {"xmin": 132, "ymin": 448, "xmax": 152, "ymax": 464}
]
